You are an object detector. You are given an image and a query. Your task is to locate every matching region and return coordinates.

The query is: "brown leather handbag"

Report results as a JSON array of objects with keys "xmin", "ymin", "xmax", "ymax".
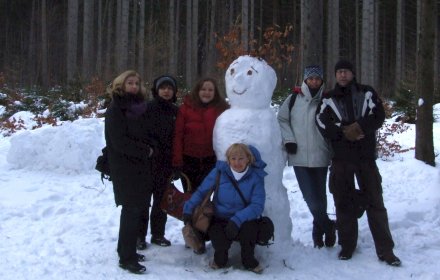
[
  {"xmin": 192, "ymin": 171, "xmax": 221, "ymax": 233},
  {"xmin": 160, "ymin": 173, "xmax": 192, "ymax": 221}
]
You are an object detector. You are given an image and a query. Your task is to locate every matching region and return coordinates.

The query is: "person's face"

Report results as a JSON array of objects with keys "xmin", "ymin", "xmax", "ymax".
[
  {"xmin": 228, "ymin": 151, "xmax": 250, "ymax": 173},
  {"xmin": 335, "ymin": 69, "xmax": 354, "ymax": 87},
  {"xmin": 158, "ymin": 84, "xmax": 174, "ymax": 101},
  {"xmin": 305, "ymin": 76, "xmax": 323, "ymax": 90},
  {"xmin": 198, "ymin": 81, "xmax": 215, "ymax": 104},
  {"xmin": 124, "ymin": 76, "xmax": 140, "ymax": 94}
]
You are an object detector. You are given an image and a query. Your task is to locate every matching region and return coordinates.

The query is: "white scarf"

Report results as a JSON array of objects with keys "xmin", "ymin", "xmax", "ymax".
[{"xmin": 230, "ymin": 166, "xmax": 249, "ymax": 181}]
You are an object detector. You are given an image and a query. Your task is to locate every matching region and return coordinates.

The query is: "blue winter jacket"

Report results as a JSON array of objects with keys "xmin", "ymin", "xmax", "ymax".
[{"xmin": 183, "ymin": 145, "xmax": 267, "ymax": 227}]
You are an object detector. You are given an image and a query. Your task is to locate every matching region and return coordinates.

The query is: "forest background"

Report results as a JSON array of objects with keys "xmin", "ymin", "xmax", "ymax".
[{"xmin": 0, "ymin": 0, "xmax": 439, "ymax": 165}]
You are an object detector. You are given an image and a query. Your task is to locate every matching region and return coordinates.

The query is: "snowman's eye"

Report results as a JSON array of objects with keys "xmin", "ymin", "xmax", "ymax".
[
  {"xmin": 247, "ymin": 70, "xmax": 252, "ymax": 75},
  {"xmin": 230, "ymin": 69, "xmax": 235, "ymax": 75}
]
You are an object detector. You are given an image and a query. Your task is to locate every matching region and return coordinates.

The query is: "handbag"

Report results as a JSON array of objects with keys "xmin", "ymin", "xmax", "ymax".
[
  {"xmin": 160, "ymin": 173, "xmax": 192, "ymax": 220},
  {"xmin": 227, "ymin": 175, "xmax": 274, "ymax": 246},
  {"xmin": 95, "ymin": 147, "xmax": 111, "ymax": 183},
  {"xmin": 192, "ymin": 171, "xmax": 221, "ymax": 233}
]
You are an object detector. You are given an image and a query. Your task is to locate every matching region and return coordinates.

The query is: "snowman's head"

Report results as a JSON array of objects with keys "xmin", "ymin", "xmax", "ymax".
[{"xmin": 225, "ymin": 55, "xmax": 277, "ymax": 109}]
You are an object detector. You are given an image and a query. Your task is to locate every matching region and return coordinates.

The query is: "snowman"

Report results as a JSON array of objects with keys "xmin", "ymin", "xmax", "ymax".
[{"xmin": 213, "ymin": 55, "xmax": 293, "ymax": 249}]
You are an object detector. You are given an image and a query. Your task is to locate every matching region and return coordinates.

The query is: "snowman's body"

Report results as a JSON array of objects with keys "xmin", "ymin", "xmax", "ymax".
[{"xmin": 213, "ymin": 56, "xmax": 292, "ymax": 248}]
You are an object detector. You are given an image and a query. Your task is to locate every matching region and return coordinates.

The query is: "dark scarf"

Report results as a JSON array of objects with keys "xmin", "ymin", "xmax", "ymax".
[{"xmin": 116, "ymin": 93, "xmax": 147, "ymax": 119}]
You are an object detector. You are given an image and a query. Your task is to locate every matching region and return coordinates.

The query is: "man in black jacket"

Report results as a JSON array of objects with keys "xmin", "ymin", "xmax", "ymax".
[{"xmin": 315, "ymin": 60, "xmax": 401, "ymax": 266}]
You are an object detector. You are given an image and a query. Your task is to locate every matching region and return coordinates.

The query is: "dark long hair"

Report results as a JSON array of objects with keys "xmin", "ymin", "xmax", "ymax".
[{"xmin": 188, "ymin": 77, "xmax": 229, "ymax": 111}]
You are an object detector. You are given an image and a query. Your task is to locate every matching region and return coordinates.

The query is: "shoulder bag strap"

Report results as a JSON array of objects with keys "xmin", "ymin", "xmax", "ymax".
[
  {"xmin": 200, "ymin": 171, "xmax": 221, "ymax": 206},
  {"xmin": 227, "ymin": 174, "xmax": 248, "ymax": 206}
]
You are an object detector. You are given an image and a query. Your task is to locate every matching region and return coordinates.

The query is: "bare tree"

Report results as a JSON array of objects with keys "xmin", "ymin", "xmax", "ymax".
[
  {"xmin": 192, "ymin": 0, "xmax": 199, "ymax": 78},
  {"xmin": 326, "ymin": 0, "xmax": 339, "ymax": 88},
  {"xmin": 242, "ymin": 0, "xmax": 249, "ymax": 52},
  {"xmin": 67, "ymin": 0, "xmax": 79, "ymax": 82},
  {"xmin": 300, "ymin": 0, "xmax": 323, "ymax": 70},
  {"xmin": 360, "ymin": 0, "xmax": 378, "ymax": 87},
  {"xmin": 186, "ymin": 0, "xmax": 192, "ymax": 86},
  {"xmin": 169, "ymin": 0, "xmax": 177, "ymax": 74},
  {"xmin": 82, "ymin": 0, "xmax": 93, "ymax": 80},
  {"xmin": 415, "ymin": 0, "xmax": 435, "ymax": 166},
  {"xmin": 138, "ymin": 0, "xmax": 146, "ymax": 78},
  {"xmin": 395, "ymin": 0, "xmax": 405, "ymax": 90}
]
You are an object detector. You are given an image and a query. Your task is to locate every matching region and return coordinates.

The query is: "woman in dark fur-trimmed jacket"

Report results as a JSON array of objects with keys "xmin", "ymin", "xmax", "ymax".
[{"xmin": 105, "ymin": 70, "xmax": 155, "ymax": 274}]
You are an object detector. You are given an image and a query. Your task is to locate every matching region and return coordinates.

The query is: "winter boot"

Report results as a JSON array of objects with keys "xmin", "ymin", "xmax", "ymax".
[
  {"xmin": 312, "ymin": 221, "xmax": 324, "ymax": 248},
  {"xmin": 324, "ymin": 220, "xmax": 337, "ymax": 247}
]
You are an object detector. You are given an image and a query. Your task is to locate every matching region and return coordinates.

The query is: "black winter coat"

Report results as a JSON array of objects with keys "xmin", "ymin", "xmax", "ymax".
[
  {"xmin": 316, "ymin": 81, "xmax": 385, "ymax": 162},
  {"xmin": 105, "ymin": 94, "xmax": 155, "ymax": 206},
  {"xmin": 145, "ymin": 97, "xmax": 178, "ymax": 187}
]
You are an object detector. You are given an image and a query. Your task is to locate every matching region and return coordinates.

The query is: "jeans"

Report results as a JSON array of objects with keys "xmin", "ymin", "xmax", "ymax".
[{"xmin": 294, "ymin": 166, "xmax": 333, "ymax": 232}]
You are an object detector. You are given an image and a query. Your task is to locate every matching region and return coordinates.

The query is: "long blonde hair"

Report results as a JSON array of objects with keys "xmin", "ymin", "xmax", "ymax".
[{"xmin": 108, "ymin": 70, "xmax": 148, "ymax": 100}]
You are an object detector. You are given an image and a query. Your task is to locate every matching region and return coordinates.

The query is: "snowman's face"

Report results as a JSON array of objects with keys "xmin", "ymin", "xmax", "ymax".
[{"xmin": 225, "ymin": 56, "xmax": 277, "ymax": 109}]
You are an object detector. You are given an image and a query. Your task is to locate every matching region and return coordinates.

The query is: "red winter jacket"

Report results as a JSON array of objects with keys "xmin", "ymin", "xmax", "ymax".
[{"xmin": 172, "ymin": 96, "xmax": 224, "ymax": 167}]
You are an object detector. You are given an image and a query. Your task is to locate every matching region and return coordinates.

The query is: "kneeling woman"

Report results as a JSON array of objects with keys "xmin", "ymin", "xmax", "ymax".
[{"xmin": 183, "ymin": 143, "xmax": 267, "ymax": 274}]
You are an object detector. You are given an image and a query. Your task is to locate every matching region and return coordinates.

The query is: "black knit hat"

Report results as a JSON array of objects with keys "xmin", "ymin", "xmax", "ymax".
[
  {"xmin": 334, "ymin": 59, "xmax": 355, "ymax": 75},
  {"xmin": 152, "ymin": 75, "xmax": 177, "ymax": 103}
]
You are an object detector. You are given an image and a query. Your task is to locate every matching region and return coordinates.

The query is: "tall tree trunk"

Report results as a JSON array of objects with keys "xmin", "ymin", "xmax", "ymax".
[
  {"xmin": 415, "ymin": 0, "xmax": 435, "ymax": 166},
  {"xmin": 67, "ymin": 0, "xmax": 79, "ymax": 83},
  {"xmin": 129, "ymin": 0, "xmax": 137, "ymax": 69},
  {"xmin": 96, "ymin": 0, "xmax": 103, "ymax": 77},
  {"xmin": 169, "ymin": 0, "xmax": 177, "ymax": 74},
  {"xmin": 145, "ymin": 1, "xmax": 154, "ymax": 83},
  {"xmin": 206, "ymin": 0, "xmax": 217, "ymax": 76},
  {"xmin": 395, "ymin": 0, "xmax": 405, "ymax": 90},
  {"xmin": 360, "ymin": 0, "xmax": 377, "ymax": 87},
  {"xmin": 28, "ymin": 0, "xmax": 37, "ymax": 85},
  {"xmin": 105, "ymin": 1, "xmax": 113, "ymax": 80},
  {"xmin": 185, "ymin": 0, "xmax": 192, "ymax": 86},
  {"xmin": 192, "ymin": 0, "xmax": 198, "ymax": 78},
  {"xmin": 82, "ymin": 0, "xmax": 93, "ymax": 80},
  {"xmin": 300, "ymin": 0, "xmax": 323, "ymax": 69},
  {"xmin": 138, "ymin": 0, "xmax": 146, "ymax": 78},
  {"xmin": 326, "ymin": 0, "xmax": 339, "ymax": 89},
  {"xmin": 242, "ymin": 0, "xmax": 249, "ymax": 52},
  {"xmin": 41, "ymin": 0, "xmax": 48, "ymax": 87},
  {"xmin": 118, "ymin": 0, "xmax": 129, "ymax": 72}
]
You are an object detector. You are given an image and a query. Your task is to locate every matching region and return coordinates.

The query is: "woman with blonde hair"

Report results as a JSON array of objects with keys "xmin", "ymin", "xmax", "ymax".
[
  {"xmin": 105, "ymin": 70, "xmax": 154, "ymax": 274},
  {"xmin": 183, "ymin": 143, "xmax": 267, "ymax": 274}
]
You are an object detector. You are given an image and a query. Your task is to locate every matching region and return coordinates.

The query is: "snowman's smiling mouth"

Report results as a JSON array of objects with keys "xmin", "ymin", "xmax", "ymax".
[{"xmin": 233, "ymin": 88, "xmax": 247, "ymax": 95}]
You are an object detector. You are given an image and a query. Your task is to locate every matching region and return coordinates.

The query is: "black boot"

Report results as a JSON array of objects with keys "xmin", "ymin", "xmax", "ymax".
[
  {"xmin": 312, "ymin": 221, "xmax": 324, "ymax": 248},
  {"xmin": 324, "ymin": 220, "xmax": 336, "ymax": 247}
]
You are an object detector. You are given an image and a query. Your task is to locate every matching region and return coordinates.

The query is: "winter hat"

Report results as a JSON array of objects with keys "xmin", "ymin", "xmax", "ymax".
[
  {"xmin": 155, "ymin": 75, "xmax": 177, "ymax": 93},
  {"xmin": 152, "ymin": 75, "xmax": 178, "ymax": 102},
  {"xmin": 334, "ymin": 59, "xmax": 355, "ymax": 75},
  {"xmin": 303, "ymin": 65, "xmax": 324, "ymax": 81}
]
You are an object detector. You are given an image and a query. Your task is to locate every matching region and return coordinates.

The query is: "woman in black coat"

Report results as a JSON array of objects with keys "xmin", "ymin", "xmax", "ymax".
[
  {"xmin": 105, "ymin": 70, "xmax": 155, "ymax": 274},
  {"xmin": 137, "ymin": 75, "xmax": 179, "ymax": 249}
]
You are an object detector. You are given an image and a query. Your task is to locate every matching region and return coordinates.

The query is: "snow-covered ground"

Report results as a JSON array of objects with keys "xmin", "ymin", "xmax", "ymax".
[{"xmin": 0, "ymin": 110, "xmax": 439, "ymax": 280}]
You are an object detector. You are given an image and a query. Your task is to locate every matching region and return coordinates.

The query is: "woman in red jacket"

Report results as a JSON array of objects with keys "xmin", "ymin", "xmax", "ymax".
[{"xmin": 172, "ymin": 77, "xmax": 229, "ymax": 193}]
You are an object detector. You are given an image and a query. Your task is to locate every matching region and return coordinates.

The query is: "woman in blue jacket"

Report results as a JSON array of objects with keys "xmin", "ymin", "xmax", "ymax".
[{"xmin": 183, "ymin": 143, "xmax": 267, "ymax": 274}]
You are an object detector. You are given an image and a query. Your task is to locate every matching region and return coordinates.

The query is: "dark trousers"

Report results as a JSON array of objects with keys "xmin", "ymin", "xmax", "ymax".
[
  {"xmin": 329, "ymin": 160, "xmax": 395, "ymax": 256},
  {"xmin": 117, "ymin": 205, "xmax": 144, "ymax": 263},
  {"xmin": 139, "ymin": 169, "xmax": 170, "ymax": 240},
  {"xmin": 294, "ymin": 166, "xmax": 333, "ymax": 232},
  {"xmin": 181, "ymin": 155, "xmax": 216, "ymax": 193},
  {"xmin": 208, "ymin": 218, "xmax": 259, "ymax": 269}
]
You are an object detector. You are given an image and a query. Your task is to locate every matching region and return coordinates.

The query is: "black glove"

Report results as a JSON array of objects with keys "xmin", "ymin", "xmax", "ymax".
[
  {"xmin": 183, "ymin": 214, "xmax": 192, "ymax": 226},
  {"xmin": 225, "ymin": 221, "xmax": 239, "ymax": 240},
  {"xmin": 171, "ymin": 168, "xmax": 182, "ymax": 181},
  {"xmin": 285, "ymin": 142, "xmax": 297, "ymax": 154}
]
